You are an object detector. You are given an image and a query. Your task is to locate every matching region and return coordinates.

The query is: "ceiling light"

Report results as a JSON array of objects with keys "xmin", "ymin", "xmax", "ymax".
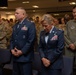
[
  {"xmin": 8, "ymin": 0, "xmax": 16, "ymax": 1},
  {"xmin": 22, "ymin": 1, "xmax": 29, "ymax": 4},
  {"xmin": 32, "ymin": 5, "xmax": 39, "ymax": 8},
  {"xmin": 0, "ymin": 7, "xmax": 7, "ymax": 9},
  {"xmin": 69, "ymin": 2, "xmax": 76, "ymax": 5},
  {"xmin": 5, "ymin": 12, "xmax": 12, "ymax": 14}
]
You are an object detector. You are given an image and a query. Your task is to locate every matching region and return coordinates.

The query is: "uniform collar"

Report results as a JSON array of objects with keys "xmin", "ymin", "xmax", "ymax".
[{"xmin": 49, "ymin": 26, "xmax": 54, "ymax": 34}]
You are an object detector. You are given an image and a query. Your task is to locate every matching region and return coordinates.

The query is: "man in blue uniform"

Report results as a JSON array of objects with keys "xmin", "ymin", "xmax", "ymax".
[
  {"xmin": 38, "ymin": 14, "xmax": 64, "ymax": 75},
  {"xmin": 10, "ymin": 7, "xmax": 36, "ymax": 75}
]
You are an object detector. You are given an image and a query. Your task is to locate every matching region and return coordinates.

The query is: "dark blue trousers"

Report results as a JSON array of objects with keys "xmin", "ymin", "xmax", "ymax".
[
  {"xmin": 0, "ymin": 68, "xmax": 2, "ymax": 75},
  {"xmin": 41, "ymin": 65, "xmax": 62, "ymax": 75},
  {"xmin": 0, "ymin": 64, "xmax": 4, "ymax": 75},
  {"xmin": 12, "ymin": 62, "xmax": 33, "ymax": 75}
]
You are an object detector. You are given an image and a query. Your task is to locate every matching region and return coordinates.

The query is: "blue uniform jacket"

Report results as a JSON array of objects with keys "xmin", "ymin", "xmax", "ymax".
[
  {"xmin": 10, "ymin": 18, "xmax": 36, "ymax": 62},
  {"xmin": 38, "ymin": 27, "xmax": 64, "ymax": 69}
]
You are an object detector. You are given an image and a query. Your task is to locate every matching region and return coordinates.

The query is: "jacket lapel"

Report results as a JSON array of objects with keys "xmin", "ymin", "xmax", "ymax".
[
  {"xmin": 41, "ymin": 31, "xmax": 46, "ymax": 44},
  {"xmin": 47, "ymin": 27, "xmax": 57, "ymax": 44}
]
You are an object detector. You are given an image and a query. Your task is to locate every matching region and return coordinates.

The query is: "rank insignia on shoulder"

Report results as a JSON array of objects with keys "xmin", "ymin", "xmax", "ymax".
[{"xmin": 59, "ymin": 29, "xmax": 62, "ymax": 31}]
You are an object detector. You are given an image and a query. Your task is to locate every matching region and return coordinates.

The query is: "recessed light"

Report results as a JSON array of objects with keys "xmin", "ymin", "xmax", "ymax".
[
  {"xmin": 32, "ymin": 5, "xmax": 39, "ymax": 8},
  {"xmin": 0, "ymin": 7, "xmax": 7, "ymax": 9},
  {"xmin": 8, "ymin": 0, "xmax": 16, "ymax": 1},
  {"xmin": 22, "ymin": 1, "xmax": 29, "ymax": 4},
  {"xmin": 69, "ymin": 2, "xmax": 76, "ymax": 5},
  {"xmin": 5, "ymin": 12, "xmax": 12, "ymax": 14}
]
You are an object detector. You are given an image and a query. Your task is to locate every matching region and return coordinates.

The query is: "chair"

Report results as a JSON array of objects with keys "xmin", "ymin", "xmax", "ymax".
[
  {"xmin": 0, "ymin": 48, "xmax": 11, "ymax": 64},
  {"xmin": 62, "ymin": 55, "xmax": 74, "ymax": 75},
  {"xmin": 0, "ymin": 48, "xmax": 11, "ymax": 75},
  {"xmin": 32, "ymin": 52, "xmax": 41, "ymax": 75}
]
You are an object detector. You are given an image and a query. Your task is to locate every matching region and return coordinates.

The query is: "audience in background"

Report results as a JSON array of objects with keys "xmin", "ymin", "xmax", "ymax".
[
  {"xmin": 64, "ymin": 14, "xmax": 71, "ymax": 24},
  {"xmin": 34, "ymin": 16, "xmax": 43, "ymax": 51}
]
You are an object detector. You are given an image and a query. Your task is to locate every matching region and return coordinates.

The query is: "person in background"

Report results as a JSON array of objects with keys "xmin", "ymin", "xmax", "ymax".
[
  {"xmin": 9, "ymin": 18, "xmax": 15, "ymax": 28},
  {"xmin": 58, "ymin": 17, "xmax": 66, "ymax": 31},
  {"xmin": 10, "ymin": 7, "xmax": 36, "ymax": 75},
  {"xmin": 0, "ymin": 14, "xmax": 8, "ymax": 75},
  {"xmin": 53, "ymin": 18, "xmax": 60, "ymax": 29},
  {"xmin": 34, "ymin": 16, "xmax": 43, "ymax": 51},
  {"xmin": 38, "ymin": 14, "xmax": 64, "ymax": 75},
  {"xmin": 3, "ymin": 19, "xmax": 13, "ymax": 49},
  {"xmin": 64, "ymin": 14, "xmax": 71, "ymax": 24},
  {"xmin": 0, "ymin": 15, "xmax": 8, "ymax": 49},
  {"xmin": 64, "ymin": 5, "xmax": 76, "ymax": 74}
]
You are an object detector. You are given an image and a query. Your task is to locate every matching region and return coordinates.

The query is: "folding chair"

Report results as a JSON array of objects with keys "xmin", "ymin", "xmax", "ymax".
[{"xmin": 0, "ymin": 48, "xmax": 11, "ymax": 75}]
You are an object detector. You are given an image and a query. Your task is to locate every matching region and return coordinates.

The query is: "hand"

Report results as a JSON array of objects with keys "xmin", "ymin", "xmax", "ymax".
[
  {"xmin": 14, "ymin": 47, "xmax": 23, "ymax": 57},
  {"xmin": 11, "ymin": 48, "xmax": 23, "ymax": 57},
  {"xmin": 11, "ymin": 49, "xmax": 18, "ymax": 56},
  {"xmin": 69, "ymin": 44, "xmax": 76, "ymax": 50},
  {"xmin": 42, "ymin": 58, "xmax": 51, "ymax": 67}
]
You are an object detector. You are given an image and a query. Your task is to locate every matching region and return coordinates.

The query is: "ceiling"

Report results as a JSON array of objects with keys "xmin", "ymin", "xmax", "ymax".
[{"xmin": 0, "ymin": 0, "xmax": 76, "ymax": 17}]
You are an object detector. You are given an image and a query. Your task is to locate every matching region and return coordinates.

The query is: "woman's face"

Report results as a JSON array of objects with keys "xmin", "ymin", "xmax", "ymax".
[{"xmin": 41, "ymin": 21, "xmax": 52, "ymax": 33}]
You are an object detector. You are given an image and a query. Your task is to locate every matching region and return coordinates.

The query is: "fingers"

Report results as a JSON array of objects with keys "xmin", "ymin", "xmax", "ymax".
[
  {"xmin": 42, "ymin": 58, "xmax": 51, "ymax": 67},
  {"xmin": 11, "ymin": 48, "xmax": 23, "ymax": 57}
]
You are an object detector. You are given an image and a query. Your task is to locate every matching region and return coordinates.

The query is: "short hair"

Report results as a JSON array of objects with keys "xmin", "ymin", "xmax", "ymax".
[
  {"xmin": 41, "ymin": 14, "xmax": 54, "ymax": 25},
  {"xmin": 15, "ymin": 7, "xmax": 26, "ymax": 15},
  {"xmin": 36, "ymin": 16, "xmax": 39, "ymax": 19},
  {"xmin": 16, "ymin": 7, "xmax": 25, "ymax": 10}
]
